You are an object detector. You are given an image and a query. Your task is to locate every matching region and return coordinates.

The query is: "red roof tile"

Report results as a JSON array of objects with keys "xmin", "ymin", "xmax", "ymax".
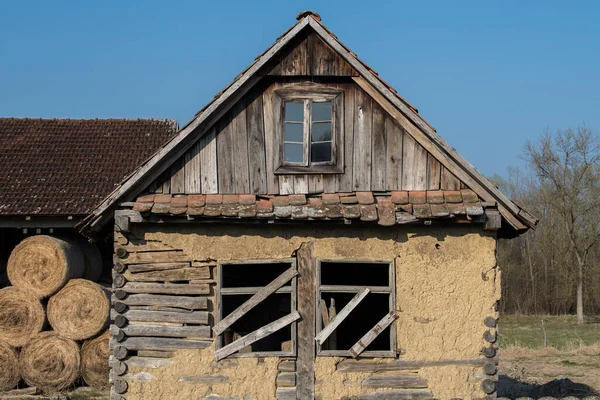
[{"xmin": 0, "ymin": 118, "xmax": 177, "ymax": 215}]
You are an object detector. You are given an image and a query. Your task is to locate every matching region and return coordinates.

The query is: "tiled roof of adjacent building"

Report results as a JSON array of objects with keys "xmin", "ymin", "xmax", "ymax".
[
  {"xmin": 131, "ymin": 189, "xmax": 493, "ymax": 227},
  {"xmin": 0, "ymin": 118, "xmax": 178, "ymax": 216}
]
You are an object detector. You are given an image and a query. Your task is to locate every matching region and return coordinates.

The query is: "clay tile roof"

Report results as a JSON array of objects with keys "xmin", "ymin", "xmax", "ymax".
[
  {"xmin": 0, "ymin": 118, "xmax": 178, "ymax": 216},
  {"xmin": 132, "ymin": 190, "xmax": 491, "ymax": 226}
]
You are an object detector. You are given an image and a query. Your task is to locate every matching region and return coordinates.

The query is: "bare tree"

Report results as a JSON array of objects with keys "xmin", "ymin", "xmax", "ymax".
[{"xmin": 524, "ymin": 126, "xmax": 600, "ymax": 324}]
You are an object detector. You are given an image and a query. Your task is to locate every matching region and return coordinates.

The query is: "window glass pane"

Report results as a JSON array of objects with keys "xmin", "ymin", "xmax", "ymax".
[
  {"xmin": 311, "ymin": 142, "xmax": 331, "ymax": 163},
  {"xmin": 284, "ymin": 143, "xmax": 304, "ymax": 163},
  {"xmin": 312, "ymin": 101, "xmax": 331, "ymax": 121},
  {"xmin": 311, "ymin": 122, "xmax": 332, "ymax": 142},
  {"xmin": 285, "ymin": 102, "xmax": 304, "ymax": 122},
  {"xmin": 284, "ymin": 122, "xmax": 303, "ymax": 143}
]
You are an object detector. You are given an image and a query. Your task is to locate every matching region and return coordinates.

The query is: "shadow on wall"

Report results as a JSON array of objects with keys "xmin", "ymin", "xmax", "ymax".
[{"xmin": 498, "ymin": 375, "xmax": 599, "ymax": 398}]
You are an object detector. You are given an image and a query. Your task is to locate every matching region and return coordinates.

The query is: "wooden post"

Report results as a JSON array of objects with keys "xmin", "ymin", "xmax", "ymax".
[{"xmin": 296, "ymin": 242, "xmax": 315, "ymax": 399}]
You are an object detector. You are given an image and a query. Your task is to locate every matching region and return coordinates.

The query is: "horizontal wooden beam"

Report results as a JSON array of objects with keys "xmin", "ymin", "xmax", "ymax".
[{"xmin": 110, "ymin": 324, "xmax": 210, "ymax": 339}]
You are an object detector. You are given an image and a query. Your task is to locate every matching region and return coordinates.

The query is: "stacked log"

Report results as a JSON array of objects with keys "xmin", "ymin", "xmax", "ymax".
[{"xmin": 0, "ymin": 235, "xmax": 109, "ymax": 394}]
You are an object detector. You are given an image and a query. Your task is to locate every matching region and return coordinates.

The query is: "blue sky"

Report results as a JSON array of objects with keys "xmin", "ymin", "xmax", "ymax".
[{"xmin": 1, "ymin": 1, "xmax": 599, "ymax": 177}]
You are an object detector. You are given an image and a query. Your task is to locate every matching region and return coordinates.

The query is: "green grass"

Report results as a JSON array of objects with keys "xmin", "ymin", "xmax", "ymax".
[{"xmin": 499, "ymin": 314, "xmax": 600, "ymax": 350}]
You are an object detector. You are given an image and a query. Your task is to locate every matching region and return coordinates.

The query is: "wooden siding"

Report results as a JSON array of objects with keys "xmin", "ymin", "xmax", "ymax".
[{"xmin": 150, "ymin": 80, "xmax": 469, "ymax": 195}]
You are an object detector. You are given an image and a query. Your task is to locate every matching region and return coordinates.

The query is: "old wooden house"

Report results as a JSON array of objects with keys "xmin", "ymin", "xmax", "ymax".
[{"xmin": 81, "ymin": 11, "xmax": 536, "ymax": 400}]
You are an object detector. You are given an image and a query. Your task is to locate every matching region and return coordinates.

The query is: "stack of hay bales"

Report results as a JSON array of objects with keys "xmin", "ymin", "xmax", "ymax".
[{"xmin": 0, "ymin": 235, "xmax": 110, "ymax": 394}]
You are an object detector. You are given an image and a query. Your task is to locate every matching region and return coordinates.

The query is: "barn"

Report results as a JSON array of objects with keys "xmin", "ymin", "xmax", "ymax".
[{"xmin": 81, "ymin": 11, "xmax": 537, "ymax": 400}]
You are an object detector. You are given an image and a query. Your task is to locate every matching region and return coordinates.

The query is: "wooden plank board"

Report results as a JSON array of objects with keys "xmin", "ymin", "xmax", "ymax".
[
  {"xmin": 427, "ymin": 153, "xmax": 441, "ymax": 190},
  {"xmin": 184, "ymin": 140, "xmax": 202, "ymax": 193},
  {"xmin": 170, "ymin": 158, "xmax": 186, "ymax": 194},
  {"xmin": 308, "ymin": 174, "xmax": 324, "ymax": 194},
  {"xmin": 362, "ymin": 375, "xmax": 428, "ymax": 389},
  {"xmin": 440, "ymin": 166, "xmax": 461, "ymax": 190},
  {"xmin": 263, "ymin": 83, "xmax": 280, "ymax": 194},
  {"xmin": 115, "ymin": 293, "xmax": 207, "ymax": 310},
  {"xmin": 123, "ymin": 267, "xmax": 210, "ymax": 282},
  {"xmin": 349, "ymin": 310, "xmax": 398, "ymax": 358},
  {"xmin": 231, "ymin": 101, "xmax": 250, "ymax": 193},
  {"xmin": 337, "ymin": 83, "xmax": 354, "ymax": 192},
  {"xmin": 126, "ymin": 262, "xmax": 190, "ymax": 274},
  {"xmin": 315, "ymin": 288, "xmax": 369, "ymax": 345},
  {"xmin": 110, "ymin": 324, "xmax": 211, "ymax": 339},
  {"xmin": 352, "ymin": 87, "xmax": 372, "ymax": 191},
  {"xmin": 340, "ymin": 389, "xmax": 433, "ymax": 400},
  {"xmin": 213, "ymin": 268, "xmax": 298, "ymax": 335},
  {"xmin": 112, "ymin": 309, "xmax": 209, "ymax": 325},
  {"xmin": 246, "ymin": 91, "xmax": 267, "ymax": 194},
  {"xmin": 402, "ymin": 133, "xmax": 427, "ymax": 190},
  {"xmin": 385, "ymin": 115, "xmax": 403, "ymax": 190},
  {"xmin": 296, "ymin": 241, "xmax": 315, "ymax": 399},
  {"xmin": 125, "ymin": 357, "xmax": 173, "ymax": 369},
  {"xmin": 200, "ymin": 127, "xmax": 218, "ymax": 194},
  {"xmin": 308, "ymin": 33, "xmax": 355, "ymax": 76},
  {"xmin": 215, "ymin": 311, "xmax": 300, "ymax": 360},
  {"xmin": 371, "ymin": 102, "xmax": 387, "ymax": 191},
  {"xmin": 269, "ymin": 34, "xmax": 308, "ymax": 76},
  {"xmin": 293, "ymin": 176, "xmax": 309, "ymax": 194},
  {"xmin": 217, "ymin": 112, "xmax": 235, "ymax": 193},
  {"xmin": 112, "ymin": 337, "xmax": 211, "ymax": 351},
  {"xmin": 279, "ymin": 175, "xmax": 294, "ymax": 195},
  {"xmin": 121, "ymin": 251, "xmax": 190, "ymax": 264},
  {"xmin": 122, "ymin": 282, "xmax": 210, "ymax": 295}
]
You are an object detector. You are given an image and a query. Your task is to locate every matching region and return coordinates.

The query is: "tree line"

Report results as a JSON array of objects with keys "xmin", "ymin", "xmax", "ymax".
[{"xmin": 494, "ymin": 126, "xmax": 600, "ymax": 323}]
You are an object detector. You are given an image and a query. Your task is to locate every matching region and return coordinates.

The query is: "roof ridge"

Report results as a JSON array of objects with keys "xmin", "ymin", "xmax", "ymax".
[{"xmin": 0, "ymin": 117, "xmax": 178, "ymax": 123}]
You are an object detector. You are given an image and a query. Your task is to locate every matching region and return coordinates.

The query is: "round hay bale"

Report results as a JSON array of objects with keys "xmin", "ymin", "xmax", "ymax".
[
  {"xmin": 7, "ymin": 235, "xmax": 84, "ymax": 298},
  {"xmin": 0, "ymin": 340, "xmax": 20, "ymax": 391},
  {"xmin": 0, "ymin": 287, "xmax": 45, "ymax": 347},
  {"xmin": 20, "ymin": 331, "xmax": 80, "ymax": 393},
  {"xmin": 81, "ymin": 330, "xmax": 110, "ymax": 389},
  {"xmin": 77, "ymin": 240, "xmax": 103, "ymax": 282},
  {"xmin": 48, "ymin": 279, "xmax": 110, "ymax": 340}
]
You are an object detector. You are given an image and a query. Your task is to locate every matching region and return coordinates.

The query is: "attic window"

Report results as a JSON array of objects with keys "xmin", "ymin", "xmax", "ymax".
[{"xmin": 275, "ymin": 89, "xmax": 343, "ymax": 174}]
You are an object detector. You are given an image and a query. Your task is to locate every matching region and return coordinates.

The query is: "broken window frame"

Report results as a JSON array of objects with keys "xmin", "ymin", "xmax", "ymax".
[
  {"xmin": 315, "ymin": 258, "xmax": 397, "ymax": 358},
  {"xmin": 216, "ymin": 258, "xmax": 298, "ymax": 358}
]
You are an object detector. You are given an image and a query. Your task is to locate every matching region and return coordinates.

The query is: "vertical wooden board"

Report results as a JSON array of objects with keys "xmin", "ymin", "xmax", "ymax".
[
  {"xmin": 402, "ymin": 133, "xmax": 428, "ymax": 190},
  {"xmin": 308, "ymin": 33, "xmax": 354, "ymax": 76},
  {"xmin": 269, "ymin": 35, "xmax": 308, "ymax": 76},
  {"xmin": 246, "ymin": 93, "xmax": 267, "ymax": 194},
  {"xmin": 184, "ymin": 140, "xmax": 202, "ymax": 194},
  {"xmin": 161, "ymin": 174, "xmax": 171, "ymax": 194},
  {"xmin": 263, "ymin": 84, "xmax": 280, "ymax": 194},
  {"xmin": 440, "ymin": 166, "xmax": 461, "ymax": 190},
  {"xmin": 308, "ymin": 175, "xmax": 324, "ymax": 194},
  {"xmin": 200, "ymin": 128, "xmax": 218, "ymax": 194},
  {"xmin": 322, "ymin": 175, "xmax": 337, "ymax": 193},
  {"xmin": 337, "ymin": 84, "xmax": 354, "ymax": 192},
  {"xmin": 353, "ymin": 87, "xmax": 372, "ymax": 191},
  {"xmin": 385, "ymin": 116, "xmax": 403, "ymax": 190},
  {"xmin": 231, "ymin": 102, "xmax": 250, "ymax": 193},
  {"xmin": 371, "ymin": 102, "xmax": 387, "ymax": 191},
  {"xmin": 279, "ymin": 175, "xmax": 294, "ymax": 195},
  {"xmin": 170, "ymin": 157, "xmax": 185, "ymax": 194},
  {"xmin": 427, "ymin": 153, "xmax": 441, "ymax": 190},
  {"xmin": 217, "ymin": 112, "xmax": 235, "ymax": 193},
  {"xmin": 296, "ymin": 242, "xmax": 315, "ymax": 400},
  {"xmin": 294, "ymin": 176, "xmax": 309, "ymax": 194}
]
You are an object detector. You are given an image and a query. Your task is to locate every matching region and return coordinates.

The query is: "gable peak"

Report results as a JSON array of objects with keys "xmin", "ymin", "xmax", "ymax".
[{"xmin": 296, "ymin": 10, "xmax": 321, "ymax": 22}]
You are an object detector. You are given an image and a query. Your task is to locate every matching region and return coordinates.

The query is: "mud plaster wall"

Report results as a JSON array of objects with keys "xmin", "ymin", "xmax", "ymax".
[{"xmin": 128, "ymin": 223, "xmax": 498, "ymax": 400}]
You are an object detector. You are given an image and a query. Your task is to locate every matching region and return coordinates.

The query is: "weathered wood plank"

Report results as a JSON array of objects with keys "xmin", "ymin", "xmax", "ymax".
[
  {"xmin": 337, "ymin": 83, "xmax": 355, "ymax": 192},
  {"xmin": 308, "ymin": 175, "xmax": 324, "ymax": 194},
  {"xmin": 402, "ymin": 133, "xmax": 427, "ymax": 190},
  {"xmin": 427, "ymin": 153, "xmax": 441, "ymax": 190},
  {"xmin": 341, "ymin": 389, "xmax": 433, "ymax": 400},
  {"xmin": 371, "ymin": 102, "xmax": 387, "ymax": 191},
  {"xmin": 112, "ymin": 309, "xmax": 208, "ymax": 324},
  {"xmin": 336, "ymin": 357, "xmax": 495, "ymax": 372},
  {"xmin": 112, "ymin": 337, "xmax": 211, "ymax": 351},
  {"xmin": 136, "ymin": 350, "xmax": 174, "ymax": 359},
  {"xmin": 126, "ymin": 262, "xmax": 190, "ymax": 273},
  {"xmin": 269, "ymin": 34, "xmax": 308, "ymax": 76},
  {"xmin": 213, "ymin": 268, "xmax": 298, "ymax": 336},
  {"xmin": 349, "ymin": 311, "xmax": 398, "ymax": 358},
  {"xmin": 110, "ymin": 324, "xmax": 211, "ymax": 339},
  {"xmin": 231, "ymin": 101, "xmax": 250, "ymax": 193},
  {"xmin": 118, "ymin": 242, "xmax": 174, "ymax": 252},
  {"xmin": 246, "ymin": 92, "xmax": 267, "ymax": 194},
  {"xmin": 263, "ymin": 83, "xmax": 280, "ymax": 194},
  {"xmin": 217, "ymin": 112, "xmax": 235, "ymax": 193},
  {"xmin": 178, "ymin": 375, "xmax": 228, "ymax": 384},
  {"xmin": 114, "ymin": 293, "xmax": 207, "ymax": 310},
  {"xmin": 315, "ymin": 288, "xmax": 369, "ymax": 345},
  {"xmin": 170, "ymin": 158, "xmax": 185, "ymax": 194},
  {"xmin": 200, "ymin": 127, "xmax": 218, "ymax": 194},
  {"xmin": 353, "ymin": 87, "xmax": 372, "ymax": 191},
  {"xmin": 184, "ymin": 140, "xmax": 202, "ymax": 194},
  {"xmin": 123, "ymin": 266, "xmax": 210, "ymax": 282},
  {"xmin": 362, "ymin": 375, "xmax": 428, "ymax": 389},
  {"xmin": 215, "ymin": 311, "xmax": 300, "ymax": 361},
  {"xmin": 276, "ymin": 372, "xmax": 296, "ymax": 388},
  {"xmin": 296, "ymin": 241, "xmax": 315, "ymax": 399},
  {"xmin": 293, "ymin": 176, "xmax": 309, "ymax": 194},
  {"xmin": 122, "ymin": 282, "xmax": 210, "ymax": 295},
  {"xmin": 440, "ymin": 166, "xmax": 461, "ymax": 190},
  {"xmin": 121, "ymin": 251, "xmax": 190, "ymax": 264},
  {"xmin": 385, "ymin": 115, "xmax": 403, "ymax": 190},
  {"xmin": 279, "ymin": 175, "xmax": 294, "ymax": 195},
  {"xmin": 126, "ymin": 357, "xmax": 173, "ymax": 368},
  {"xmin": 276, "ymin": 387, "xmax": 297, "ymax": 400},
  {"xmin": 308, "ymin": 33, "xmax": 354, "ymax": 76}
]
